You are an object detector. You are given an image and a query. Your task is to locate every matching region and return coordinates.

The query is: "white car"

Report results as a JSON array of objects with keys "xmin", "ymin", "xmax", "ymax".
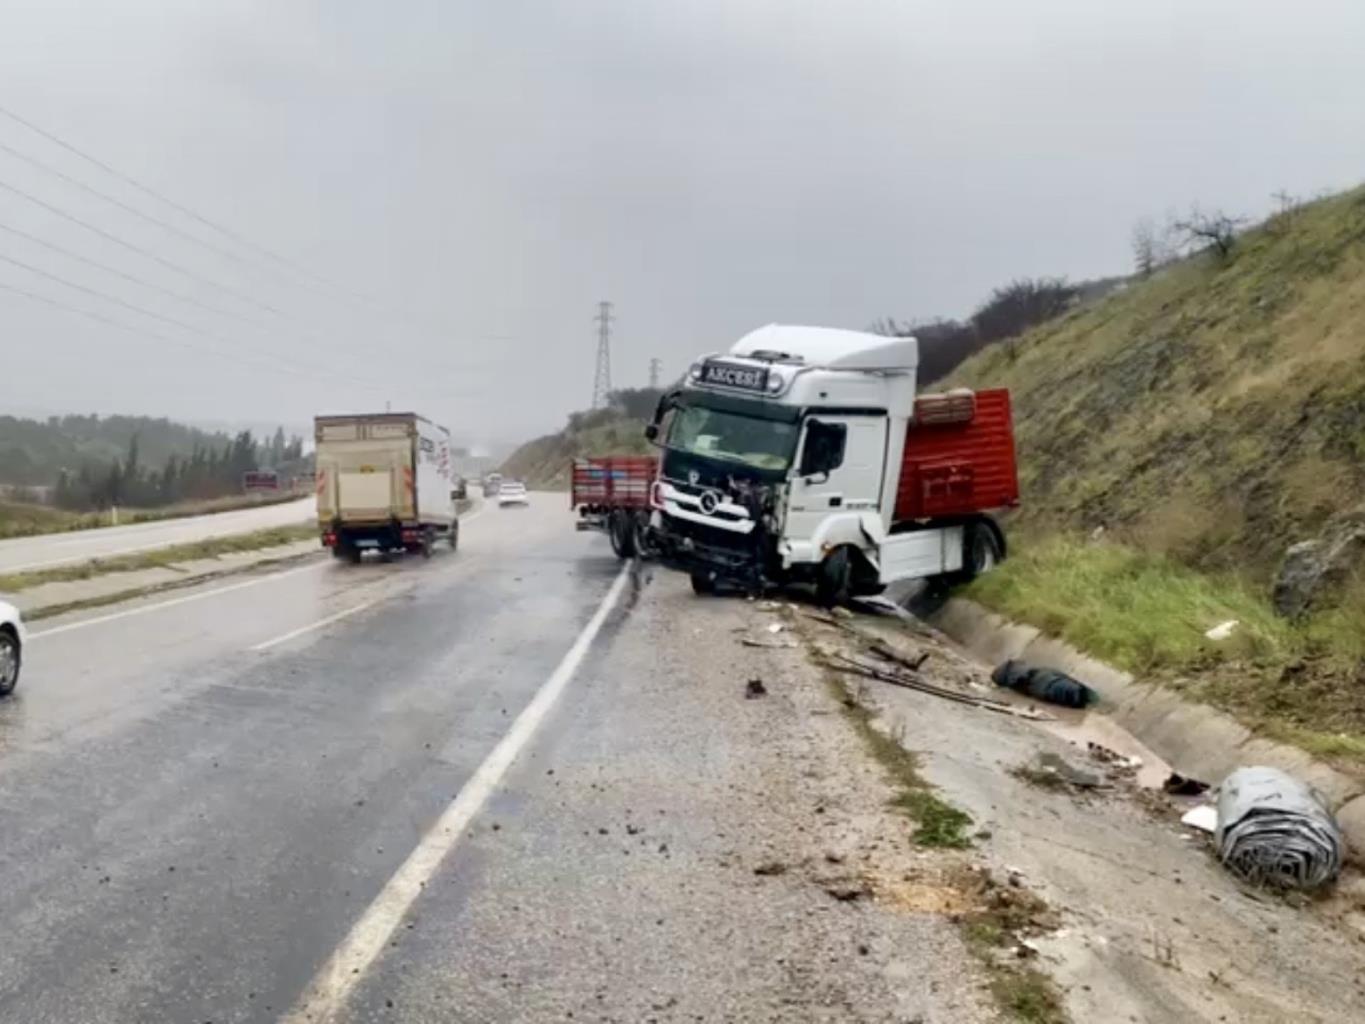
[
  {"xmin": 498, "ymin": 481, "xmax": 530, "ymax": 507},
  {"xmin": 0, "ymin": 600, "xmax": 23, "ymax": 697}
]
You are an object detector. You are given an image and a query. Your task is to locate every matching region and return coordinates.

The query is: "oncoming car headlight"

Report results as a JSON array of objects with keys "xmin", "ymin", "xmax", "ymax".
[{"xmin": 765, "ymin": 370, "xmax": 786, "ymax": 394}]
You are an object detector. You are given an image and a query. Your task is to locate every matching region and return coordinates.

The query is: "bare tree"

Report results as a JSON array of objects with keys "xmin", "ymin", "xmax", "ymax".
[
  {"xmin": 1172, "ymin": 207, "xmax": 1246, "ymax": 262},
  {"xmin": 1131, "ymin": 217, "xmax": 1159, "ymax": 276}
]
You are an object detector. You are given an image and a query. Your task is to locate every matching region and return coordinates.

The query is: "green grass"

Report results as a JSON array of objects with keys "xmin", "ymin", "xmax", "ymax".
[
  {"xmin": 0, "ymin": 523, "xmax": 316, "ymax": 593},
  {"xmin": 967, "ymin": 533, "xmax": 1365, "ymax": 771},
  {"xmin": 0, "ymin": 491, "xmax": 305, "ymax": 541},
  {"xmin": 819, "ymin": 666, "xmax": 974, "ymax": 848},
  {"xmin": 967, "ymin": 534, "xmax": 1296, "ymax": 674}
]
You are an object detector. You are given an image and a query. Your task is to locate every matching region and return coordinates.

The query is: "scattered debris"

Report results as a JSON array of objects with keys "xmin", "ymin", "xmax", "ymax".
[
  {"xmin": 1216, "ymin": 766, "xmax": 1343, "ymax": 890},
  {"xmin": 829, "ymin": 652, "xmax": 1052, "ymax": 721},
  {"xmin": 1203, "ymin": 619, "xmax": 1239, "ymax": 641},
  {"xmin": 753, "ymin": 860, "xmax": 787, "ymax": 876},
  {"xmin": 1014, "ymin": 751, "xmax": 1104, "ymax": 790},
  {"xmin": 1163, "ymin": 772, "xmax": 1210, "ymax": 796},
  {"xmin": 744, "ymin": 678, "xmax": 768, "ymax": 699},
  {"xmin": 740, "ymin": 637, "xmax": 798, "ymax": 650},
  {"xmin": 1181, "ymin": 805, "xmax": 1218, "ymax": 834},
  {"xmin": 991, "ymin": 660, "xmax": 1097, "ymax": 709},
  {"xmin": 766, "ymin": 622, "xmax": 785, "ymax": 634},
  {"xmin": 1087, "ymin": 741, "xmax": 1142, "ymax": 775},
  {"xmin": 867, "ymin": 639, "xmax": 931, "ymax": 673},
  {"xmin": 823, "ymin": 878, "xmax": 871, "ymax": 901}
]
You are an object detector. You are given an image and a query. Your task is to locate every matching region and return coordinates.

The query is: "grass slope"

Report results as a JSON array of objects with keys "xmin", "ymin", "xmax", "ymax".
[
  {"xmin": 954, "ymin": 185, "xmax": 1365, "ymax": 579},
  {"xmin": 500, "ymin": 412, "xmax": 651, "ymax": 490},
  {"xmin": 950, "ymin": 184, "xmax": 1365, "ymax": 768}
]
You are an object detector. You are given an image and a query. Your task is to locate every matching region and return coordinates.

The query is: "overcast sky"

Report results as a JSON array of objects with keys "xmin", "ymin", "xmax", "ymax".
[{"xmin": 1, "ymin": 0, "xmax": 1363, "ymax": 447}]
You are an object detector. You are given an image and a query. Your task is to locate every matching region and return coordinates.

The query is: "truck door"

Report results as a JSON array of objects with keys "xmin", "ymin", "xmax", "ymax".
[{"xmin": 786, "ymin": 416, "xmax": 886, "ymax": 542}]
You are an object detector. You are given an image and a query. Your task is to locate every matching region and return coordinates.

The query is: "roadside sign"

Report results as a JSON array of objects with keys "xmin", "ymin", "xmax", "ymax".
[{"xmin": 243, "ymin": 470, "xmax": 280, "ymax": 492}]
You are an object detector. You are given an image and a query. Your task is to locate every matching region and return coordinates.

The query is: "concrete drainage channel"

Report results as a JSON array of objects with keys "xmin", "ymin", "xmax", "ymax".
[{"xmin": 916, "ymin": 593, "xmax": 1365, "ymax": 861}]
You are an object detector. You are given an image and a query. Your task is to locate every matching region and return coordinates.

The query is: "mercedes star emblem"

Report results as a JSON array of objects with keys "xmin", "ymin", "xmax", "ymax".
[{"xmin": 699, "ymin": 490, "xmax": 721, "ymax": 514}]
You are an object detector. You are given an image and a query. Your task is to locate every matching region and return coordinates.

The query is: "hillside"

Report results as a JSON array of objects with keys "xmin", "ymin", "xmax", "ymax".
[
  {"xmin": 500, "ymin": 408, "xmax": 652, "ymax": 490},
  {"xmin": 948, "ymin": 185, "xmax": 1365, "ymax": 765},
  {"xmin": 0, "ymin": 414, "xmax": 236, "ymax": 486},
  {"xmin": 952, "ymin": 185, "xmax": 1365, "ymax": 581}
]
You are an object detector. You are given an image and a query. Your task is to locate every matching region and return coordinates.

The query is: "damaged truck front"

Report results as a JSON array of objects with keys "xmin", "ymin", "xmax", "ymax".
[{"xmin": 645, "ymin": 324, "xmax": 1019, "ymax": 603}]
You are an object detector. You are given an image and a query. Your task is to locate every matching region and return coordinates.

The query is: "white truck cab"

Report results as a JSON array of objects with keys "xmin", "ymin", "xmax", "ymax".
[{"xmin": 647, "ymin": 324, "xmax": 1018, "ymax": 601}]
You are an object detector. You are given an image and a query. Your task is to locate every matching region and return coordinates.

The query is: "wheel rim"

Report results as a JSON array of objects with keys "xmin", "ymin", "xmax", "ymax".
[
  {"xmin": 0, "ymin": 638, "xmax": 17, "ymax": 688},
  {"xmin": 976, "ymin": 536, "xmax": 997, "ymax": 573}
]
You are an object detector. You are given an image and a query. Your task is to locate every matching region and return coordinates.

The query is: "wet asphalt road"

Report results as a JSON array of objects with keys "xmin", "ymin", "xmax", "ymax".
[
  {"xmin": 0, "ymin": 496, "xmax": 314, "ymax": 574},
  {"xmin": 0, "ymin": 497, "xmax": 626, "ymax": 1023}
]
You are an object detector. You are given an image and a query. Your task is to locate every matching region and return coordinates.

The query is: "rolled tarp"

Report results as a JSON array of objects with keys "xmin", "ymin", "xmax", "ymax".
[{"xmin": 1215, "ymin": 766, "xmax": 1343, "ymax": 890}]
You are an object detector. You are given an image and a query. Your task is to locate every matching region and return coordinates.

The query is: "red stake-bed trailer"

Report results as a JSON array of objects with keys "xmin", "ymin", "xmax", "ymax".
[{"xmin": 571, "ymin": 455, "xmax": 659, "ymax": 559}]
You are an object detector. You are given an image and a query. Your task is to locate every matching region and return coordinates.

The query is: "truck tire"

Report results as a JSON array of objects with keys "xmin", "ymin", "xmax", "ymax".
[
  {"xmin": 608, "ymin": 510, "xmax": 637, "ymax": 559},
  {"xmin": 449, "ymin": 520, "xmax": 460, "ymax": 551},
  {"xmin": 632, "ymin": 510, "xmax": 657, "ymax": 559},
  {"xmin": 344, "ymin": 544, "xmax": 362, "ymax": 565},
  {"xmin": 957, "ymin": 522, "xmax": 1002, "ymax": 582},
  {"xmin": 690, "ymin": 571, "xmax": 716, "ymax": 596},
  {"xmin": 0, "ymin": 626, "xmax": 19, "ymax": 697},
  {"xmin": 421, "ymin": 528, "xmax": 435, "ymax": 558},
  {"xmin": 816, "ymin": 546, "xmax": 853, "ymax": 608}
]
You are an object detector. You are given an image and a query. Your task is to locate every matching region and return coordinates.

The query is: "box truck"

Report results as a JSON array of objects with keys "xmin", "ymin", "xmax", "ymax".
[{"xmin": 315, "ymin": 412, "xmax": 459, "ymax": 562}]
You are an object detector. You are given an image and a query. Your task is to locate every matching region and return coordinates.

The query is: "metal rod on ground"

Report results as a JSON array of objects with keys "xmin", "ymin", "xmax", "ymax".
[{"xmin": 827, "ymin": 652, "xmax": 1052, "ymax": 721}]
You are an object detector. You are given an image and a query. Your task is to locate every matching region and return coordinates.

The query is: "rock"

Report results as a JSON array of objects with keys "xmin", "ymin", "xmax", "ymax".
[{"xmin": 1273, "ymin": 509, "xmax": 1365, "ymax": 617}]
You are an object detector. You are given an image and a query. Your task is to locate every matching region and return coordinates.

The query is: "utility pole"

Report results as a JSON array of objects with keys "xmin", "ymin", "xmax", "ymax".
[
  {"xmin": 648, "ymin": 357, "xmax": 662, "ymax": 390},
  {"xmin": 592, "ymin": 301, "xmax": 614, "ymax": 409}
]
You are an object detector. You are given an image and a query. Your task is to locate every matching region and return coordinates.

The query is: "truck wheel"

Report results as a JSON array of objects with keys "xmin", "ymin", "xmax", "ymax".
[
  {"xmin": 0, "ymin": 627, "xmax": 19, "ymax": 697},
  {"xmin": 449, "ymin": 521, "xmax": 460, "ymax": 551},
  {"xmin": 421, "ymin": 528, "xmax": 435, "ymax": 558},
  {"xmin": 344, "ymin": 544, "xmax": 362, "ymax": 565},
  {"xmin": 690, "ymin": 571, "xmax": 716, "ymax": 596},
  {"xmin": 632, "ymin": 511, "xmax": 657, "ymax": 559},
  {"xmin": 608, "ymin": 510, "xmax": 637, "ymax": 559},
  {"xmin": 816, "ymin": 547, "xmax": 853, "ymax": 608},
  {"xmin": 959, "ymin": 523, "xmax": 1001, "ymax": 582}
]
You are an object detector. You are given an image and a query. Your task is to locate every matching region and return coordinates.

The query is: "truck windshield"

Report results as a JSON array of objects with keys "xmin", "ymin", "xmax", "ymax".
[{"xmin": 666, "ymin": 405, "xmax": 798, "ymax": 471}]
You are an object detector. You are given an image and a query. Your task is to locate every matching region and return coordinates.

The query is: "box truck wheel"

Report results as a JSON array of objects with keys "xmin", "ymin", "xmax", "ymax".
[
  {"xmin": 448, "ymin": 520, "xmax": 460, "ymax": 551},
  {"xmin": 816, "ymin": 546, "xmax": 853, "ymax": 608},
  {"xmin": 421, "ymin": 528, "xmax": 435, "ymax": 558}
]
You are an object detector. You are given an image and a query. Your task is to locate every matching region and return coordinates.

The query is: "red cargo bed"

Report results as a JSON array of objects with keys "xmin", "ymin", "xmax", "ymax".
[
  {"xmin": 894, "ymin": 388, "xmax": 1019, "ymax": 522},
  {"xmin": 571, "ymin": 456, "xmax": 659, "ymax": 510}
]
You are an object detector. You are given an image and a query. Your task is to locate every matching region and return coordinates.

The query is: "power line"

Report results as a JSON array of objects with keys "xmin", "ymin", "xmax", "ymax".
[
  {"xmin": 0, "ymin": 174, "xmax": 290, "ymax": 318},
  {"xmin": 0, "ymin": 101, "xmax": 478, "ymax": 336},
  {"xmin": 0, "ymin": 217, "xmax": 257, "ymax": 326},
  {"xmin": 0, "ymin": 249, "xmax": 383, "ymax": 390},
  {"xmin": 0, "ymin": 137, "xmax": 266, "ymax": 277},
  {"xmin": 0, "ymin": 277, "xmax": 337, "ymax": 386}
]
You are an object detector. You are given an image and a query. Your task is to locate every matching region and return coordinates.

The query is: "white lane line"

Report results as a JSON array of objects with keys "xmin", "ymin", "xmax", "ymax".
[
  {"xmin": 282, "ymin": 563, "xmax": 630, "ymax": 1024},
  {"xmin": 27, "ymin": 561, "xmax": 327, "ymax": 640},
  {"xmin": 249, "ymin": 598, "xmax": 382, "ymax": 652}
]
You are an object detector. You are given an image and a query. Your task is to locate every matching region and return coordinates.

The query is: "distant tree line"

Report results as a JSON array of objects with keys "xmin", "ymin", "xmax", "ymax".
[{"xmin": 51, "ymin": 427, "xmax": 307, "ymax": 511}]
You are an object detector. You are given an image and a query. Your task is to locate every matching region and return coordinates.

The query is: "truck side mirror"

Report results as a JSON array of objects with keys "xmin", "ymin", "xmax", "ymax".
[{"xmin": 644, "ymin": 423, "xmax": 659, "ymax": 441}]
